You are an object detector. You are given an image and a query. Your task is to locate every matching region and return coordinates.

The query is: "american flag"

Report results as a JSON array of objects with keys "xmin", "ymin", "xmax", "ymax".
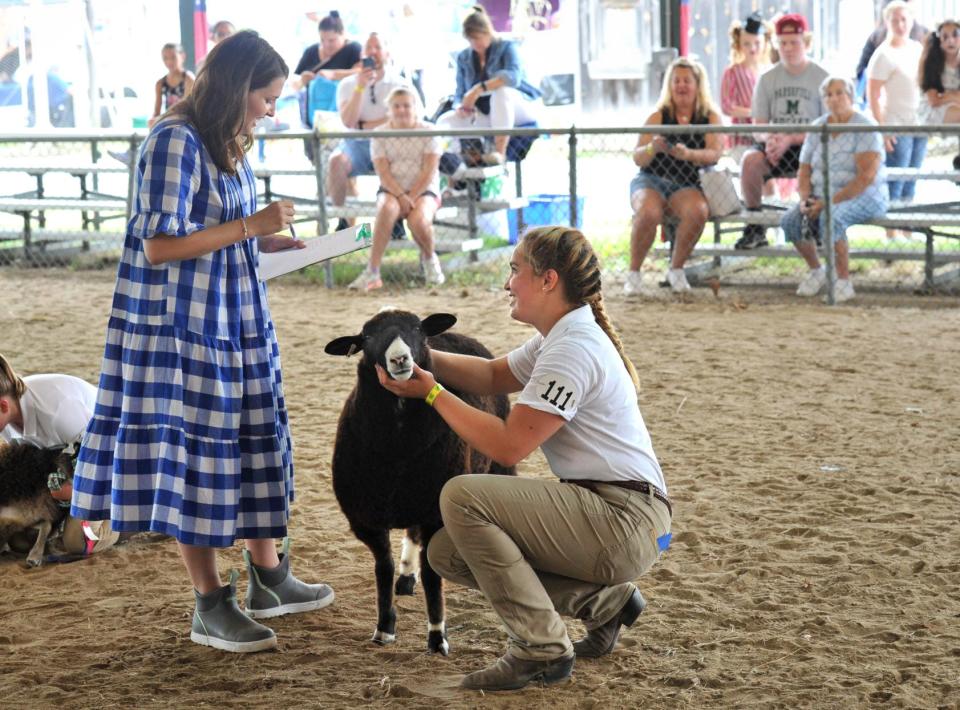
[
  {"xmin": 679, "ymin": 0, "xmax": 691, "ymax": 56},
  {"xmin": 193, "ymin": 0, "xmax": 208, "ymax": 64}
]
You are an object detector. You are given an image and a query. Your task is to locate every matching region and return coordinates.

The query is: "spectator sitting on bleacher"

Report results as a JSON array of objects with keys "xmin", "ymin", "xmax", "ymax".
[
  {"xmin": 624, "ymin": 57, "xmax": 724, "ymax": 295},
  {"xmin": 349, "ymin": 87, "xmax": 444, "ymax": 292},
  {"xmin": 866, "ymin": 1, "xmax": 925, "ymax": 241},
  {"xmin": 736, "ymin": 13, "xmax": 828, "ymax": 250},
  {"xmin": 720, "ymin": 12, "xmax": 772, "ymax": 159},
  {"xmin": 780, "ymin": 77, "xmax": 888, "ymax": 303},
  {"xmin": 293, "ymin": 11, "xmax": 361, "ymax": 90},
  {"xmin": 917, "ymin": 20, "xmax": 960, "ymax": 169},
  {"xmin": 328, "ymin": 32, "xmax": 408, "ymax": 236},
  {"xmin": 437, "ymin": 5, "xmax": 541, "ymax": 166}
]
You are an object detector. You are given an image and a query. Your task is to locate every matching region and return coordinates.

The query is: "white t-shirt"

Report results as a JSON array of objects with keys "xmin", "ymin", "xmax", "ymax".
[
  {"xmin": 866, "ymin": 40, "xmax": 923, "ymax": 124},
  {"xmin": 370, "ymin": 122, "xmax": 442, "ymax": 195},
  {"xmin": 752, "ymin": 61, "xmax": 829, "ymax": 124},
  {"xmin": 1, "ymin": 374, "xmax": 97, "ymax": 448},
  {"xmin": 506, "ymin": 305, "xmax": 665, "ymax": 491},
  {"xmin": 336, "ymin": 68, "xmax": 409, "ymax": 124}
]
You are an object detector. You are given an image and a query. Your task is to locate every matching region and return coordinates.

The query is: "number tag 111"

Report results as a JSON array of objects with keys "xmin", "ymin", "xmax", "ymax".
[{"xmin": 538, "ymin": 375, "xmax": 577, "ymax": 413}]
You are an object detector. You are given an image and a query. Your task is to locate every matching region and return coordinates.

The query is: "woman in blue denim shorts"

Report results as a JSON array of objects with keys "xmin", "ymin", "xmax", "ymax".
[{"xmin": 625, "ymin": 58, "xmax": 724, "ymax": 295}]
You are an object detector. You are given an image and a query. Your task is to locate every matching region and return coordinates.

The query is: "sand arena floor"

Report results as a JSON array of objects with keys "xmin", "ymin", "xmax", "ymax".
[{"xmin": 0, "ymin": 270, "xmax": 958, "ymax": 709}]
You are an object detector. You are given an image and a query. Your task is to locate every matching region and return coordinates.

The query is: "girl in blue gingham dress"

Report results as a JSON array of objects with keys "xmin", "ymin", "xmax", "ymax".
[
  {"xmin": 71, "ymin": 31, "xmax": 333, "ymax": 653},
  {"xmin": 72, "ymin": 121, "xmax": 293, "ymax": 545}
]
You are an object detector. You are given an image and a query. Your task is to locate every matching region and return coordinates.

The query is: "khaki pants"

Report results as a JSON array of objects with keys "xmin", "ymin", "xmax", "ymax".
[
  {"xmin": 427, "ymin": 475, "xmax": 671, "ymax": 661},
  {"xmin": 62, "ymin": 517, "xmax": 120, "ymax": 555}
]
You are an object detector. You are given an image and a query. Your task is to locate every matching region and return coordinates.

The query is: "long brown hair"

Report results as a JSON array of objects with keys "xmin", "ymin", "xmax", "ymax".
[
  {"xmin": 168, "ymin": 30, "xmax": 288, "ymax": 173},
  {"xmin": 516, "ymin": 226, "xmax": 641, "ymax": 393},
  {"xmin": 0, "ymin": 353, "xmax": 26, "ymax": 401},
  {"xmin": 463, "ymin": 5, "xmax": 496, "ymax": 38},
  {"xmin": 919, "ymin": 20, "xmax": 960, "ymax": 92}
]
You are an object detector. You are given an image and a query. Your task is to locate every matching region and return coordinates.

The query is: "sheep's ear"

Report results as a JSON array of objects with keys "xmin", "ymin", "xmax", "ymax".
[
  {"xmin": 421, "ymin": 313, "xmax": 457, "ymax": 336},
  {"xmin": 324, "ymin": 335, "xmax": 363, "ymax": 356}
]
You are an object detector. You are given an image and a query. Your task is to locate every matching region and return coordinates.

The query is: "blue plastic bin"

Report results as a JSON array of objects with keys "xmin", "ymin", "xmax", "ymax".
[{"xmin": 508, "ymin": 194, "xmax": 584, "ymax": 244}]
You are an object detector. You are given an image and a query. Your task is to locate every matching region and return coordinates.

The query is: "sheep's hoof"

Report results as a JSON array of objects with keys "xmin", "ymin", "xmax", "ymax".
[
  {"xmin": 427, "ymin": 631, "xmax": 450, "ymax": 656},
  {"xmin": 371, "ymin": 629, "xmax": 396, "ymax": 646},
  {"xmin": 394, "ymin": 574, "xmax": 417, "ymax": 596},
  {"xmin": 25, "ymin": 557, "xmax": 43, "ymax": 568}
]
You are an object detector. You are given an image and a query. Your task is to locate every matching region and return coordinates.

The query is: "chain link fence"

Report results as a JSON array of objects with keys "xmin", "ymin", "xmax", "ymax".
[{"xmin": 2, "ymin": 123, "xmax": 959, "ymax": 300}]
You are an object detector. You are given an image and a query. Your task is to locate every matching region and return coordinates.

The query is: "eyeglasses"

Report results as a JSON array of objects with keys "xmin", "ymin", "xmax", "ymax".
[{"xmin": 369, "ymin": 82, "xmax": 376, "ymax": 105}]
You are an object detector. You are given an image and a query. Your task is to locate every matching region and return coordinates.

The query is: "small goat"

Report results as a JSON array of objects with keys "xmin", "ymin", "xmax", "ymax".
[
  {"xmin": 325, "ymin": 309, "xmax": 515, "ymax": 654},
  {"xmin": 0, "ymin": 441, "xmax": 73, "ymax": 566}
]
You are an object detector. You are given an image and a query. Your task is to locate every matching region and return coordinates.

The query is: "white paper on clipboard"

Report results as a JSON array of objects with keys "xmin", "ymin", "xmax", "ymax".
[{"xmin": 258, "ymin": 224, "xmax": 373, "ymax": 281}]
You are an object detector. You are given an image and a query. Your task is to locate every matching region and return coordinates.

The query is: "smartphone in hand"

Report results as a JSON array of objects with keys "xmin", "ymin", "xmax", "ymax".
[{"xmin": 362, "ymin": 57, "xmax": 375, "ymax": 69}]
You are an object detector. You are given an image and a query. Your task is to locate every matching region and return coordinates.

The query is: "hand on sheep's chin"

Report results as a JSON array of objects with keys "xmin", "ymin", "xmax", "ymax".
[{"xmin": 375, "ymin": 363, "xmax": 436, "ymax": 400}]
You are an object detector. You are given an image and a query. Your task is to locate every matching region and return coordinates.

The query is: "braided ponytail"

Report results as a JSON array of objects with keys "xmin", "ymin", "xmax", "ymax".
[
  {"xmin": 517, "ymin": 226, "xmax": 640, "ymax": 393},
  {"xmin": 0, "ymin": 353, "xmax": 27, "ymax": 400}
]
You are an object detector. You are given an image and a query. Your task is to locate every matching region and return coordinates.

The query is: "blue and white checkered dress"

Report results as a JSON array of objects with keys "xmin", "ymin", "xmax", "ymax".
[{"xmin": 71, "ymin": 118, "xmax": 294, "ymax": 547}]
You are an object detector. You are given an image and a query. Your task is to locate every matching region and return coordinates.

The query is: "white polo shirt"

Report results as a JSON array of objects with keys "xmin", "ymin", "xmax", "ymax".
[
  {"xmin": 336, "ymin": 68, "xmax": 409, "ymax": 125},
  {"xmin": 1, "ymin": 373, "xmax": 97, "ymax": 448},
  {"xmin": 507, "ymin": 305, "xmax": 665, "ymax": 492}
]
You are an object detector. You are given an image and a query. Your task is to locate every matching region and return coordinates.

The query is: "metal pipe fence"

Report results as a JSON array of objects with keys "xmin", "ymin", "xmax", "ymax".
[{"xmin": 1, "ymin": 123, "xmax": 958, "ymax": 300}]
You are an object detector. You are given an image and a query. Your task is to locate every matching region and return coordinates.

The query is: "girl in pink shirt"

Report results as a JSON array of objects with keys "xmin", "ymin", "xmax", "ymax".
[{"xmin": 720, "ymin": 13, "xmax": 772, "ymax": 155}]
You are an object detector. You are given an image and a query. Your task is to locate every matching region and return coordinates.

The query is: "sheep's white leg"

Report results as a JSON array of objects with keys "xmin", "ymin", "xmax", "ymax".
[
  {"xmin": 398, "ymin": 533, "xmax": 420, "ymax": 578},
  {"xmin": 395, "ymin": 532, "xmax": 420, "ymax": 596},
  {"xmin": 26, "ymin": 519, "xmax": 52, "ymax": 567}
]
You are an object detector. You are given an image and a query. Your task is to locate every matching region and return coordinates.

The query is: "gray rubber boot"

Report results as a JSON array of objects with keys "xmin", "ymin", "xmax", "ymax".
[
  {"xmin": 190, "ymin": 570, "xmax": 277, "ymax": 653},
  {"xmin": 244, "ymin": 537, "xmax": 335, "ymax": 619}
]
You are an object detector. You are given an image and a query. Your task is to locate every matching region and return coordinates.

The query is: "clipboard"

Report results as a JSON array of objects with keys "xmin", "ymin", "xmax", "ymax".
[{"xmin": 258, "ymin": 224, "xmax": 372, "ymax": 281}]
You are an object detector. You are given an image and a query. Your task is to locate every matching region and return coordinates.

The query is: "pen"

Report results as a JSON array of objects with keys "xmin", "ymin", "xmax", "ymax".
[{"xmin": 289, "ymin": 222, "xmax": 297, "ymax": 240}]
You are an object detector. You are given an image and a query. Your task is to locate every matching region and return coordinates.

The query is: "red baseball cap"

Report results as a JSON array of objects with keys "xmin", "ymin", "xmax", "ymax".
[{"xmin": 775, "ymin": 13, "xmax": 809, "ymax": 35}]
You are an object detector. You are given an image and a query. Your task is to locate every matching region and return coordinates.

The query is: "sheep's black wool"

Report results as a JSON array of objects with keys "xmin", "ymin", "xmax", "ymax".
[
  {"xmin": 0, "ymin": 441, "xmax": 73, "ymax": 566},
  {"xmin": 325, "ymin": 309, "xmax": 515, "ymax": 654}
]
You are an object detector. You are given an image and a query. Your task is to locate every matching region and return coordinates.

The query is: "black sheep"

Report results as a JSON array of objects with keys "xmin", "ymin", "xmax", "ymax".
[
  {"xmin": 0, "ymin": 441, "xmax": 73, "ymax": 566},
  {"xmin": 325, "ymin": 309, "xmax": 515, "ymax": 655}
]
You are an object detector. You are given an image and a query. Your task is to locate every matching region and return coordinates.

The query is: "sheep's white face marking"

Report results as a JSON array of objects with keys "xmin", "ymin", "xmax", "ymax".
[{"xmin": 385, "ymin": 336, "xmax": 414, "ymax": 381}]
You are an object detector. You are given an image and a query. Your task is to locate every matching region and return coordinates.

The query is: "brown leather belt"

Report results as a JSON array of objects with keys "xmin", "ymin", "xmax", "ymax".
[{"xmin": 565, "ymin": 478, "xmax": 672, "ymax": 517}]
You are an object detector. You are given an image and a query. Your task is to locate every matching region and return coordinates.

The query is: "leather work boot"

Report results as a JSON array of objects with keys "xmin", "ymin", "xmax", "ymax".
[
  {"xmin": 460, "ymin": 652, "xmax": 575, "ymax": 691},
  {"xmin": 190, "ymin": 570, "xmax": 277, "ymax": 653},
  {"xmin": 573, "ymin": 586, "xmax": 646, "ymax": 658},
  {"xmin": 244, "ymin": 537, "xmax": 335, "ymax": 619}
]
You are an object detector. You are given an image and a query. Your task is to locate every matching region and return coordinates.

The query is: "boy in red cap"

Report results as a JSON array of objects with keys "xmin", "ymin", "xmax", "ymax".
[{"xmin": 735, "ymin": 13, "xmax": 828, "ymax": 249}]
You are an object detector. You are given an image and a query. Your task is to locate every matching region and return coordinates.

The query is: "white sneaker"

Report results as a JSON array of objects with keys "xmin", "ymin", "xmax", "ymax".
[
  {"xmin": 348, "ymin": 268, "xmax": 383, "ymax": 291},
  {"xmin": 423, "ymin": 253, "xmax": 445, "ymax": 286},
  {"xmin": 623, "ymin": 271, "xmax": 644, "ymax": 296},
  {"xmin": 667, "ymin": 268, "xmax": 691, "ymax": 293},
  {"xmin": 796, "ymin": 267, "xmax": 826, "ymax": 297},
  {"xmin": 832, "ymin": 278, "xmax": 856, "ymax": 303}
]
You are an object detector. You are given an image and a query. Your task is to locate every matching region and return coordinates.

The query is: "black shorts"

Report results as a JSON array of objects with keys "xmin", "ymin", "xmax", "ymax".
[{"xmin": 753, "ymin": 143, "xmax": 802, "ymax": 179}]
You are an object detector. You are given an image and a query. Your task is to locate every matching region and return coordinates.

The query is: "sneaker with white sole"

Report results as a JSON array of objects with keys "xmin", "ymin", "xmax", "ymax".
[
  {"xmin": 348, "ymin": 267, "xmax": 383, "ymax": 291},
  {"xmin": 667, "ymin": 268, "xmax": 691, "ymax": 293},
  {"xmin": 796, "ymin": 267, "xmax": 826, "ymax": 297},
  {"xmin": 422, "ymin": 253, "xmax": 445, "ymax": 285},
  {"xmin": 831, "ymin": 278, "xmax": 856, "ymax": 303},
  {"xmin": 623, "ymin": 271, "xmax": 645, "ymax": 296}
]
